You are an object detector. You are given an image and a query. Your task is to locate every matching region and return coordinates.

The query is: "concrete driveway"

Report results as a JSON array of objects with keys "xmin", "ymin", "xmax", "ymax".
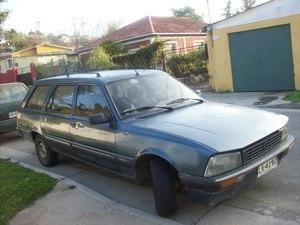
[
  {"xmin": 0, "ymin": 108, "xmax": 299, "ymax": 225},
  {"xmin": 202, "ymin": 92, "xmax": 291, "ymax": 107}
]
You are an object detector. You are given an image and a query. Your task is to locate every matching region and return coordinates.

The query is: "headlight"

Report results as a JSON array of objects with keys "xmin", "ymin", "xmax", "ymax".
[
  {"xmin": 204, "ymin": 152, "xmax": 242, "ymax": 177},
  {"xmin": 280, "ymin": 125, "xmax": 288, "ymax": 141}
]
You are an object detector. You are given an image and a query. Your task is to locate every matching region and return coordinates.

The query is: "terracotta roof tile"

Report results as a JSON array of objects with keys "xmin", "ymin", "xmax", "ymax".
[{"xmin": 76, "ymin": 16, "xmax": 207, "ymax": 53}]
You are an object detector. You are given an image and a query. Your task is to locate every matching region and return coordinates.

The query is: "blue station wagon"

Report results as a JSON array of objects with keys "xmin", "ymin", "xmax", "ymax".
[{"xmin": 16, "ymin": 70, "xmax": 295, "ymax": 216}]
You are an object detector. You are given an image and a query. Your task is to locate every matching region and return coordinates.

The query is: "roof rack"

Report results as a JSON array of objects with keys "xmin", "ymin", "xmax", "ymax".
[{"xmin": 134, "ymin": 70, "xmax": 139, "ymax": 76}]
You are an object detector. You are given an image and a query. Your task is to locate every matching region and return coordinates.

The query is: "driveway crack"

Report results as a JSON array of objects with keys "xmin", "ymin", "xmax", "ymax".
[{"xmin": 192, "ymin": 204, "xmax": 218, "ymax": 225}]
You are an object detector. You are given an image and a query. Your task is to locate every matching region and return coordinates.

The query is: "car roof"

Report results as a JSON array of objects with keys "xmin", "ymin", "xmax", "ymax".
[
  {"xmin": 0, "ymin": 82, "xmax": 25, "ymax": 86},
  {"xmin": 36, "ymin": 69, "xmax": 167, "ymax": 85}
]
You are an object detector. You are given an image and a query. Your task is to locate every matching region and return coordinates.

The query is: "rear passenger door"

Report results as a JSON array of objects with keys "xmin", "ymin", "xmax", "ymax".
[
  {"xmin": 18, "ymin": 85, "xmax": 51, "ymax": 140},
  {"xmin": 70, "ymin": 84, "xmax": 117, "ymax": 170},
  {"xmin": 42, "ymin": 85, "xmax": 75, "ymax": 153}
]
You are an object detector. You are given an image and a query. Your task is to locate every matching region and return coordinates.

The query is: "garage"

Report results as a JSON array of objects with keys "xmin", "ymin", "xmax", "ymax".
[
  {"xmin": 207, "ymin": 0, "xmax": 300, "ymax": 92},
  {"xmin": 229, "ymin": 24, "xmax": 294, "ymax": 92}
]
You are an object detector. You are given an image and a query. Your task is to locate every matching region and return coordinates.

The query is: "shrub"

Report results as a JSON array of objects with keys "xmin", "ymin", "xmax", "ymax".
[
  {"xmin": 113, "ymin": 41, "xmax": 164, "ymax": 69},
  {"xmin": 166, "ymin": 49, "xmax": 208, "ymax": 78},
  {"xmin": 88, "ymin": 46, "xmax": 115, "ymax": 70},
  {"xmin": 101, "ymin": 41, "xmax": 127, "ymax": 56}
]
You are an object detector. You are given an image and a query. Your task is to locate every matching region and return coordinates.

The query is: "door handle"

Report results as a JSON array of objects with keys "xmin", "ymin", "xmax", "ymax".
[{"xmin": 73, "ymin": 122, "xmax": 84, "ymax": 129}]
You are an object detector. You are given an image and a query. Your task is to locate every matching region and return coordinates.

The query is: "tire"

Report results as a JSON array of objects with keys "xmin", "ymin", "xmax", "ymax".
[
  {"xmin": 150, "ymin": 158, "xmax": 177, "ymax": 217},
  {"xmin": 35, "ymin": 135, "xmax": 58, "ymax": 167}
]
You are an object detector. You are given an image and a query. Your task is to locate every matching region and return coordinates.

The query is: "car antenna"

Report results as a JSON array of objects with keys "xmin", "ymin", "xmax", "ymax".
[
  {"xmin": 134, "ymin": 70, "xmax": 139, "ymax": 76},
  {"xmin": 96, "ymin": 72, "xmax": 101, "ymax": 77}
]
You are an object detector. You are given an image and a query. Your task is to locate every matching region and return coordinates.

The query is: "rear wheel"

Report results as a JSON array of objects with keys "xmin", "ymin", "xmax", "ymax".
[
  {"xmin": 35, "ymin": 135, "xmax": 58, "ymax": 167},
  {"xmin": 150, "ymin": 158, "xmax": 177, "ymax": 217}
]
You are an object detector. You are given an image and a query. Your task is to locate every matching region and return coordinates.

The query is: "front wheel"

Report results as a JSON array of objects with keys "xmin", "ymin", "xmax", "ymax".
[
  {"xmin": 150, "ymin": 158, "xmax": 177, "ymax": 217},
  {"xmin": 35, "ymin": 135, "xmax": 58, "ymax": 167}
]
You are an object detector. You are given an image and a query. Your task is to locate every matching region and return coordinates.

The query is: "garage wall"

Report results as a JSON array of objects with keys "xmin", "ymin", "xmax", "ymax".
[{"xmin": 208, "ymin": 15, "xmax": 300, "ymax": 91}]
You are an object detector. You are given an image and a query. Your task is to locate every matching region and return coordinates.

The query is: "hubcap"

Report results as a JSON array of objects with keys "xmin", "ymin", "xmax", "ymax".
[{"xmin": 39, "ymin": 142, "xmax": 47, "ymax": 159}]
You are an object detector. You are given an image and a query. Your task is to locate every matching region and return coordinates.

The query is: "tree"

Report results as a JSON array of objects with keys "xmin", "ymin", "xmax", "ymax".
[
  {"xmin": 4, "ymin": 29, "xmax": 27, "ymax": 51},
  {"xmin": 171, "ymin": 6, "xmax": 202, "ymax": 21},
  {"xmin": 0, "ymin": 0, "xmax": 9, "ymax": 45},
  {"xmin": 223, "ymin": 0, "xmax": 232, "ymax": 18},
  {"xmin": 103, "ymin": 21, "xmax": 121, "ymax": 36},
  {"xmin": 241, "ymin": 0, "xmax": 256, "ymax": 11},
  {"xmin": 88, "ymin": 46, "xmax": 115, "ymax": 69}
]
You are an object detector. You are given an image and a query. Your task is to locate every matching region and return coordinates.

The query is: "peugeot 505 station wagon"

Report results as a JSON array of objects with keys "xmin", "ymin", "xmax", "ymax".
[{"xmin": 17, "ymin": 70, "xmax": 295, "ymax": 216}]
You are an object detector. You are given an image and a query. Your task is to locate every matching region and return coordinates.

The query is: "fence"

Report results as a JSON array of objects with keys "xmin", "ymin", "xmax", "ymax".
[
  {"xmin": 0, "ymin": 64, "xmax": 36, "ymax": 86},
  {"xmin": 178, "ymin": 74, "xmax": 212, "ymax": 92},
  {"xmin": 0, "ymin": 69, "xmax": 18, "ymax": 84}
]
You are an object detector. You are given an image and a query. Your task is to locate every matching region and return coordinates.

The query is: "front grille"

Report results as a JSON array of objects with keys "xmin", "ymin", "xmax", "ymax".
[
  {"xmin": 242, "ymin": 130, "xmax": 282, "ymax": 164},
  {"xmin": 0, "ymin": 113, "xmax": 9, "ymax": 121}
]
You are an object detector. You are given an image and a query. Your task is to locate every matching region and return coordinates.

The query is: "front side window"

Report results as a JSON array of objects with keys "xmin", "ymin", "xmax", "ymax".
[
  {"xmin": 75, "ymin": 85, "xmax": 110, "ymax": 117},
  {"xmin": 25, "ymin": 86, "xmax": 49, "ymax": 110},
  {"xmin": 50, "ymin": 86, "xmax": 75, "ymax": 114}
]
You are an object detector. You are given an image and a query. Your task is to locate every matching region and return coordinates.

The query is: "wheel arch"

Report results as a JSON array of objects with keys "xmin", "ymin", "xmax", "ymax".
[{"xmin": 134, "ymin": 148, "xmax": 180, "ymax": 182}]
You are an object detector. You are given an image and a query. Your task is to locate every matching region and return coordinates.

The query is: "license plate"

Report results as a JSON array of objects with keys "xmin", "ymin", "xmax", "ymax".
[
  {"xmin": 9, "ymin": 111, "xmax": 17, "ymax": 118},
  {"xmin": 257, "ymin": 157, "xmax": 278, "ymax": 177}
]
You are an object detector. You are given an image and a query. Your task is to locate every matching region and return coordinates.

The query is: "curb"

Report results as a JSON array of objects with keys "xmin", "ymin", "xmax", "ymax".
[
  {"xmin": 260, "ymin": 103, "xmax": 300, "ymax": 109},
  {"xmin": 0, "ymin": 148, "xmax": 182, "ymax": 225}
]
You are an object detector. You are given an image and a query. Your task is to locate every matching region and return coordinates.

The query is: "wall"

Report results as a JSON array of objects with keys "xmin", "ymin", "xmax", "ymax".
[
  {"xmin": 14, "ymin": 56, "xmax": 38, "ymax": 69},
  {"xmin": 158, "ymin": 36, "xmax": 206, "ymax": 54},
  {"xmin": 37, "ymin": 55, "xmax": 68, "ymax": 65},
  {"xmin": 208, "ymin": 14, "xmax": 300, "ymax": 91}
]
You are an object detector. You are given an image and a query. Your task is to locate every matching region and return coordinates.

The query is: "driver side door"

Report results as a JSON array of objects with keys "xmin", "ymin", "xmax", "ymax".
[{"xmin": 70, "ymin": 84, "xmax": 118, "ymax": 171}]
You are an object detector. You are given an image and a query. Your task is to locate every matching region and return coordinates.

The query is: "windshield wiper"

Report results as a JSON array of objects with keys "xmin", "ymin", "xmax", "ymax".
[
  {"xmin": 121, "ymin": 106, "xmax": 173, "ymax": 115},
  {"xmin": 166, "ymin": 98, "xmax": 203, "ymax": 106}
]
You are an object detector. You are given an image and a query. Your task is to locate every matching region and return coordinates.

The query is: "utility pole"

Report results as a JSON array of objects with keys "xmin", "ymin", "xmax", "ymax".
[{"xmin": 206, "ymin": 0, "xmax": 211, "ymax": 24}]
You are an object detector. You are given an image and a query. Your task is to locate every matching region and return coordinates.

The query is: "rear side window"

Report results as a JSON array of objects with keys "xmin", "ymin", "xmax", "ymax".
[
  {"xmin": 26, "ymin": 86, "xmax": 49, "ymax": 110},
  {"xmin": 48, "ymin": 86, "xmax": 75, "ymax": 114},
  {"xmin": 75, "ymin": 85, "xmax": 110, "ymax": 116}
]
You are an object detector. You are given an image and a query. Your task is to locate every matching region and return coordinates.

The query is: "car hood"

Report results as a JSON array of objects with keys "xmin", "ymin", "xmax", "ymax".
[{"xmin": 129, "ymin": 102, "xmax": 288, "ymax": 152}]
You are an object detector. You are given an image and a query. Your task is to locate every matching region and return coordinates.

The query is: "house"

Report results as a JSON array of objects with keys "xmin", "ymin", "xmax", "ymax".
[
  {"xmin": 75, "ymin": 16, "xmax": 207, "ymax": 64},
  {"xmin": 0, "ymin": 43, "xmax": 73, "ymax": 74},
  {"xmin": 207, "ymin": 0, "xmax": 300, "ymax": 92}
]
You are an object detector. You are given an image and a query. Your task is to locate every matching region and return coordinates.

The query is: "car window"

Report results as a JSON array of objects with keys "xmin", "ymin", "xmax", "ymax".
[
  {"xmin": 50, "ymin": 86, "xmax": 75, "ymax": 114},
  {"xmin": 75, "ymin": 85, "xmax": 110, "ymax": 117},
  {"xmin": 26, "ymin": 86, "xmax": 49, "ymax": 110},
  {"xmin": 0, "ymin": 83, "xmax": 28, "ymax": 103}
]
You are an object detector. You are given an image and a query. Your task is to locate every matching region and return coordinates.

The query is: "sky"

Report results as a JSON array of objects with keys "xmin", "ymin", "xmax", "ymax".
[{"xmin": 2, "ymin": 0, "xmax": 270, "ymax": 36}]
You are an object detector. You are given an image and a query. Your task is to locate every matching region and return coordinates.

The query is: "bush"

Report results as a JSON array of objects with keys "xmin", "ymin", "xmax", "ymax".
[
  {"xmin": 88, "ymin": 46, "xmax": 115, "ymax": 70},
  {"xmin": 101, "ymin": 41, "xmax": 127, "ymax": 56},
  {"xmin": 113, "ymin": 41, "xmax": 164, "ymax": 69},
  {"xmin": 166, "ymin": 49, "xmax": 208, "ymax": 78}
]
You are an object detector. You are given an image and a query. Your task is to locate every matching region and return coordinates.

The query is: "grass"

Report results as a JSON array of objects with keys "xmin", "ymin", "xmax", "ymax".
[
  {"xmin": 0, "ymin": 159, "xmax": 56, "ymax": 225},
  {"xmin": 284, "ymin": 91, "xmax": 300, "ymax": 103}
]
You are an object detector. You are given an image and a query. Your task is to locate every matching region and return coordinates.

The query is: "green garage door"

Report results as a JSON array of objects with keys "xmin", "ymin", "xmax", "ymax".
[{"xmin": 229, "ymin": 24, "xmax": 294, "ymax": 92}]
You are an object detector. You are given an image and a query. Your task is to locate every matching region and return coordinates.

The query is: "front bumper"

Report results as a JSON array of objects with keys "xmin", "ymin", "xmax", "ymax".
[
  {"xmin": 0, "ymin": 118, "xmax": 17, "ymax": 134},
  {"xmin": 179, "ymin": 135, "xmax": 295, "ymax": 205}
]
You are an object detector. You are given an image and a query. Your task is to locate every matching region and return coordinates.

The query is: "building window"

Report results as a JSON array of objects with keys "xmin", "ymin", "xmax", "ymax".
[
  {"xmin": 193, "ymin": 40, "xmax": 205, "ymax": 50},
  {"xmin": 165, "ymin": 41, "xmax": 178, "ymax": 56},
  {"xmin": 5, "ymin": 59, "xmax": 13, "ymax": 69}
]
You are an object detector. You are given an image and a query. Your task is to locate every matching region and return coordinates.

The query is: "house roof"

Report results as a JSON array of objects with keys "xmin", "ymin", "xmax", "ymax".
[
  {"xmin": 76, "ymin": 16, "xmax": 207, "ymax": 53},
  {"xmin": 13, "ymin": 43, "xmax": 72, "ymax": 55},
  {"xmin": 12, "ymin": 43, "xmax": 73, "ymax": 58}
]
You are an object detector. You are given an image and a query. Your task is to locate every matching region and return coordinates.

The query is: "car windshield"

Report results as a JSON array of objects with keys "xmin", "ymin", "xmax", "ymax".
[
  {"xmin": 0, "ymin": 83, "xmax": 28, "ymax": 103},
  {"xmin": 106, "ymin": 74, "xmax": 201, "ymax": 117}
]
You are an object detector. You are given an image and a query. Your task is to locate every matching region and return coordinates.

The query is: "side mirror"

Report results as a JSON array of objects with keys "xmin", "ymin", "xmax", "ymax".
[{"xmin": 88, "ymin": 113, "xmax": 111, "ymax": 125}]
